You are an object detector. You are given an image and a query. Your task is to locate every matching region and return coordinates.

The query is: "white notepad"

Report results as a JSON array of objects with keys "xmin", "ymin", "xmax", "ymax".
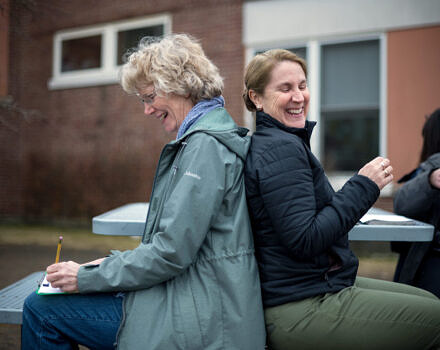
[{"xmin": 360, "ymin": 213, "xmax": 413, "ymax": 224}]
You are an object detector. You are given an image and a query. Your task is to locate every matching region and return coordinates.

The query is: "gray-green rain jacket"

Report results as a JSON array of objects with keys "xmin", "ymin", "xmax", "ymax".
[{"xmin": 78, "ymin": 108, "xmax": 266, "ymax": 349}]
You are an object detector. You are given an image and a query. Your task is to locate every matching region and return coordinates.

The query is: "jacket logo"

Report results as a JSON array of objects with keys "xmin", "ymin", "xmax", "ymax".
[{"xmin": 184, "ymin": 171, "xmax": 201, "ymax": 180}]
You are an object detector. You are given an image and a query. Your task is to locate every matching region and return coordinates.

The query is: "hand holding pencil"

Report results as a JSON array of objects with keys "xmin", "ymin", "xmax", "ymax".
[{"xmin": 46, "ymin": 235, "xmax": 81, "ymax": 293}]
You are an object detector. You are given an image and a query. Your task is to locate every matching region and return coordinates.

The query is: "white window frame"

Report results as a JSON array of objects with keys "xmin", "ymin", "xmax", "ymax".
[
  {"xmin": 243, "ymin": 34, "xmax": 390, "ymax": 194},
  {"xmin": 48, "ymin": 14, "xmax": 171, "ymax": 90}
]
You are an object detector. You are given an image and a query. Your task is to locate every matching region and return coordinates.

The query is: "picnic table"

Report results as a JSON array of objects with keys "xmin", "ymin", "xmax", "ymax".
[
  {"xmin": 1, "ymin": 203, "xmax": 434, "ymax": 325},
  {"xmin": 92, "ymin": 202, "xmax": 435, "ymax": 242}
]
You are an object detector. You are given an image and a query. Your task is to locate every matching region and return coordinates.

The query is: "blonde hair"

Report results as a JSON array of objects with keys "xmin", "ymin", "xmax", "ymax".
[
  {"xmin": 243, "ymin": 49, "xmax": 307, "ymax": 112},
  {"xmin": 120, "ymin": 33, "xmax": 223, "ymax": 103}
]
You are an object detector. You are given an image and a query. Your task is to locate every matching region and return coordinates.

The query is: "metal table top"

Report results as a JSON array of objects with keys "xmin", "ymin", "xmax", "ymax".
[{"xmin": 92, "ymin": 203, "xmax": 434, "ymax": 242}]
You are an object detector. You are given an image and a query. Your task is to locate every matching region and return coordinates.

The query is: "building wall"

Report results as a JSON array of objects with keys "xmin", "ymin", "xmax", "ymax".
[
  {"xmin": 3, "ymin": 0, "xmax": 244, "ymax": 220},
  {"xmin": 0, "ymin": 0, "xmax": 24, "ymax": 218},
  {"xmin": 0, "ymin": 0, "xmax": 8, "ymax": 96},
  {"xmin": 387, "ymin": 25, "xmax": 440, "ymax": 181}
]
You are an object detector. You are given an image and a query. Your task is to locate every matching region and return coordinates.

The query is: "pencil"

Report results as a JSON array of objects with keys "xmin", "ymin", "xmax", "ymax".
[{"xmin": 55, "ymin": 236, "xmax": 63, "ymax": 264}]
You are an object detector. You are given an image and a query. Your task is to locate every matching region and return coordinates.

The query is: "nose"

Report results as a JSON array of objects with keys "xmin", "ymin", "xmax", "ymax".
[
  {"xmin": 291, "ymin": 90, "xmax": 304, "ymax": 103},
  {"xmin": 143, "ymin": 103, "xmax": 155, "ymax": 116}
]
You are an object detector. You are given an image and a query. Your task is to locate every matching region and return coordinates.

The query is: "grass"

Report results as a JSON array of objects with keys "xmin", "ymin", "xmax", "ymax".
[
  {"xmin": 0, "ymin": 223, "xmax": 141, "ymax": 252},
  {"xmin": 357, "ymin": 255, "xmax": 398, "ymax": 281},
  {"xmin": 0, "ymin": 223, "xmax": 398, "ymax": 281}
]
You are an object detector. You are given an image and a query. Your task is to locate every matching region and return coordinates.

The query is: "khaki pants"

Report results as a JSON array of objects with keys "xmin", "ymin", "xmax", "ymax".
[{"xmin": 265, "ymin": 277, "xmax": 440, "ymax": 350}]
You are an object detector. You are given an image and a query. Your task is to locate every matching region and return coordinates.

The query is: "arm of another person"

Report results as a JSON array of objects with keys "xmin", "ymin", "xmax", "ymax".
[
  {"xmin": 50, "ymin": 135, "xmax": 230, "ymax": 293},
  {"xmin": 394, "ymin": 167, "xmax": 440, "ymax": 219},
  {"xmin": 257, "ymin": 140, "xmax": 386, "ymax": 259}
]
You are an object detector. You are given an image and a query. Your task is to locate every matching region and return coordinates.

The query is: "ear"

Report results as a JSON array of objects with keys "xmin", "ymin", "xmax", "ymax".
[{"xmin": 249, "ymin": 90, "xmax": 263, "ymax": 111}]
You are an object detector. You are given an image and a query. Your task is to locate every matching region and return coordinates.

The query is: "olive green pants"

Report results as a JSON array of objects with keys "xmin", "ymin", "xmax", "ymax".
[{"xmin": 265, "ymin": 277, "xmax": 440, "ymax": 350}]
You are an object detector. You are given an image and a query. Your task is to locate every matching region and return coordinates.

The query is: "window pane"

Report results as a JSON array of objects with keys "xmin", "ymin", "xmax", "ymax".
[
  {"xmin": 287, "ymin": 47, "xmax": 306, "ymax": 60},
  {"xmin": 321, "ymin": 40, "xmax": 379, "ymax": 110},
  {"xmin": 256, "ymin": 47, "xmax": 306, "ymax": 60},
  {"xmin": 117, "ymin": 25, "xmax": 164, "ymax": 65},
  {"xmin": 320, "ymin": 40, "xmax": 380, "ymax": 172},
  {"xmin": 322, "ymin": 109, "xmax": 379, "ymax": 172},
  {"xmin": 61, "ymin": 35, "xmax": 101, "ymax": 72}
]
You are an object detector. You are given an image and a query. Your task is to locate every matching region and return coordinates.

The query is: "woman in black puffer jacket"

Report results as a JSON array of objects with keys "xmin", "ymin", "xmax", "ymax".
[
  {"xmin": 243, "ymin": 49, "xmax": 440, "ymax": 350},
  {"xmin": 393, "ymin": 108, "xmax": 440, "ymax": 297}
]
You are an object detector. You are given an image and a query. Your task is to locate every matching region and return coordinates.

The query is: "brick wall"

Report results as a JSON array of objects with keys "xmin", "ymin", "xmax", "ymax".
[
  {"xmin": 3, "ymin": 0, "xmax": 244, "ymax": 220},
  {"xmin": 0, "ymin": 0, "xmax": 9, "ymax": 96}
]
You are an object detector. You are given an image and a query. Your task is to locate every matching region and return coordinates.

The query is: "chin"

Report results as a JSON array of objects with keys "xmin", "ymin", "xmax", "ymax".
[
  {"xmin": 163, "ymin": 123, "xmax": 178, "ymax": 134},
  {"xmin": 287, "ymin": 120, "xmax": 305, "ymax": 129}
]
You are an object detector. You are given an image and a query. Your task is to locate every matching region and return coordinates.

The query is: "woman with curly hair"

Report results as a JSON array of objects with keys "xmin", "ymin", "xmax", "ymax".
[{"xmin": 21, "ymin": 34, "xmax": 265, "ymax": 350}]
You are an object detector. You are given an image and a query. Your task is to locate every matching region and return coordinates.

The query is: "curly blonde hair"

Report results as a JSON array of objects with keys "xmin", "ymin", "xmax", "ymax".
[
  {"xmin": 120, "ymin": 33, "xmax": 223, "ymax": 104},
  {"xmin": 243, "ymin": 49, "xmax": 307, "ymax": 112}
]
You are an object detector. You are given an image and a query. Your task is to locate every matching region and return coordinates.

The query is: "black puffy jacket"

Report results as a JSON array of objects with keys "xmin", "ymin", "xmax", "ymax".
[
  {"xmin": 245, "ymin": 112, "xmax": 380, "ymax": 307},
  {"xmin": 392, "ymin": 152, "xmax": 440, "ymax": 284}
]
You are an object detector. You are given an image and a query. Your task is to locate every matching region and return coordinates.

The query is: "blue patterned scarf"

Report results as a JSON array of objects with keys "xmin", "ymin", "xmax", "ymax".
[{"xmin": 176, "ymin": 96, "xmax": 225, "ymax": 139}]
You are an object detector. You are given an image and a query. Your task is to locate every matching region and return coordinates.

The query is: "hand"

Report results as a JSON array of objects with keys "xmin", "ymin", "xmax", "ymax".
[
  {"xmin": 46, "ymin": 261, "xmax": 81, "ymax": 293},
  {"xmin": 430, "ymin": 168, "xmax": 440, "ymax": 189},
  {"xmin": 358, "ymin": 157, "xmax": 393, "ymax": 190}
]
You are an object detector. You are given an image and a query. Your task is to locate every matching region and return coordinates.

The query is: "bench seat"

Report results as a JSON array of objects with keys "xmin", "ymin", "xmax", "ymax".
[{"xmin": 0, "ymin": 271, "xmax": 43, "ymax": 324}]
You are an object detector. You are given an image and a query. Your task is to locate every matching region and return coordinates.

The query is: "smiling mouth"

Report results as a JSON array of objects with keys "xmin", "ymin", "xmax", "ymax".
[
  {"xmin": 158, "ymin": 112, "xmax": 168, "ymax": 121},
  {"xmin": 286, "ymin": 108, "xmax": 303, "ymax": 116}
]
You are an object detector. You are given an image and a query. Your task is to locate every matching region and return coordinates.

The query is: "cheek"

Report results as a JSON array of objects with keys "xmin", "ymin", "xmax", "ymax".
[
  {"xmin": 268, "ymin": 94, "xmax": 282, "ymax": 111},
  {"xmin": 304, "ymin": 92, "xmax": 310, "ymax": 110},
  {"xmin": 304, "ymin": 90, "xmax": 311, "ymax": 103}
]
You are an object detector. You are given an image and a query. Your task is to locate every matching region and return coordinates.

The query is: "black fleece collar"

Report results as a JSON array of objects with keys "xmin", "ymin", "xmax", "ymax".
[{"xmin": 256, "ymin": 111, "xmax": 316, "ymax": 148}]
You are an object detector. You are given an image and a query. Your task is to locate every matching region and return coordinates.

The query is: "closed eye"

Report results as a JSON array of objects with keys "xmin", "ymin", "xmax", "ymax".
[{"xmin": 279, "ymin": 84, "xmax": 291, "ymax": 92}]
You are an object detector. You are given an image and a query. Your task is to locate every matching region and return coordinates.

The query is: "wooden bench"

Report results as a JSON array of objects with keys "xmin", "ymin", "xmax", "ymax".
[{"xmin": 0, "ymin": 271, "xmax": 43, "ymax": 324}]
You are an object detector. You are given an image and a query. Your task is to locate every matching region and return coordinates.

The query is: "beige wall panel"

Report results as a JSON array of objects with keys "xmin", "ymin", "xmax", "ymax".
[{"xmin": 387, "ymin": 25, "xmax": 440, "ymax": 181}]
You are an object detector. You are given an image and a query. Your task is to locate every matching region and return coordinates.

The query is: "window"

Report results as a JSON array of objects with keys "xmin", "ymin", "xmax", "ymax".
[
  {"xmin": 320, "ymin": 40, "xmax": 379, "ymax": 172},
  {"xmin": 117, "ymin": 25, "xmax": 164, "ymax": 66},
  {"xmin": 61, "ymin": 35, "xmax": 102, "ymax": 72},
  {"xmin": 287, "ymin": 47, "xmax": 306, "ymax": 61},
  {"xmin": 49, "ymin": 15, "xmax": 171, "ymax": 90}
]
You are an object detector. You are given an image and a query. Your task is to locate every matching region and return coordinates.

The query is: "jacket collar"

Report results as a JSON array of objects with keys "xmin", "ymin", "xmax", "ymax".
[
  {"xmin": 398, "ymin": 152, "xmax": 440, "ymax": 183},
  {"xmin": 256, "ymin": 111, "xmax": 316, "ymax": 147}
]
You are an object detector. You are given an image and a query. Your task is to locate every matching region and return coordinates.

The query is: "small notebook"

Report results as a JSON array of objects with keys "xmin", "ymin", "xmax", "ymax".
[
  {"xmin": 36, "ymin": 274, "xmax": 65, "ymax": 295},
  {"xmin": 359, "ymin": 213, "xmax": 415, "ymax": 225}
]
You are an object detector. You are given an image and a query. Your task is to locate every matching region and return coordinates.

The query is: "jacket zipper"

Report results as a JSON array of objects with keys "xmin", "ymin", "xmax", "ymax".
[
  {"xmin": 147, "ymin": 141, "xmax": 187, "ymax": 242},
  {"xmin": 141, "ymin": 141, "xmax": 187, "ymax": 242},
  {"xmin": 114, "ymin": 142, "xmax": 188, "ymax": 349}
]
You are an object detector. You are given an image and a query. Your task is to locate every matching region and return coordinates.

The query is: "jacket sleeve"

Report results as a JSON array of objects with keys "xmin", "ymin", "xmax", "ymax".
[
  {"xmin": 78, "ymin": 134, "xmax": 230, "ymax": 293},
  {"xmin": 257, "ymin": 139, "xmax": 379, "ymax": 259},
  {"xmin": 394, "ymin": 168, "xmax": 438, "ymax": 221}
]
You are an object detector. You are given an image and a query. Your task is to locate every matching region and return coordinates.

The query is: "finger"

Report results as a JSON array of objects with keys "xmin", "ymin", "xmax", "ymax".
[
  {"xmin": 380, "ymin": 158, "xmax": 390, "ymax": 170},
  {"xmin": 46, "ymin": 271, "xmax": 61, "ymax": 283},
  {"xmin": 46, "ymin": 263, "xmax": 60, "ymax": 273},
  {"xmin": 50, "ymin": 275, "xmax": 69, "ymax": 288},
  {"xmin": 383, "ymin": 166, "xmax": 392, "ymax": 177},
  {"xmin": 370, "ymin": 156, "xmax": 383, "ymax": 165},
  {"xmin": 386, "ymin": 174, "xmax": 394, "ymax": 184},
  {"xmin": 56, "ymin": 277, "xmax": 78, "ymax": 292}
]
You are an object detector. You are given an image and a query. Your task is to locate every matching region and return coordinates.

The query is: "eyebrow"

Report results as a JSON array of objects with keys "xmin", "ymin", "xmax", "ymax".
[{"xmin": 276, "ymin": 80, "xmax": 307, "ymax": 87}]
